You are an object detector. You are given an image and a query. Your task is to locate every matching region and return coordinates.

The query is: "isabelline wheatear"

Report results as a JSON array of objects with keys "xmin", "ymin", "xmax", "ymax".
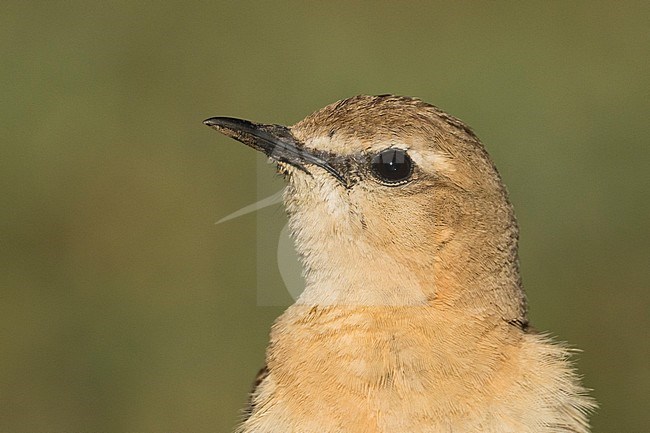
[{"xmin": 204, "ymin": 95, "xmax": 595, "ymax": 433}]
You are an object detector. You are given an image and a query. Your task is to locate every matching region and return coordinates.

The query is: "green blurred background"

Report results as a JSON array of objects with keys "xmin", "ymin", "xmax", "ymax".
[{"xmin": 2, "ymin": 1, "xmax": 648, "ymax": 432}]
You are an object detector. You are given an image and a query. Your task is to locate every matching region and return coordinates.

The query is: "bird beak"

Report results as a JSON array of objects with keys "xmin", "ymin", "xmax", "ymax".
[{"xmin": 203, "ymin": 117, "xmax": 345, "ymax": 184}]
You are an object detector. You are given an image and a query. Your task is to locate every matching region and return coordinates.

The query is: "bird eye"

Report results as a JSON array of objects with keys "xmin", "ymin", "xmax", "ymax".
[{"xmin": 370, "ymin": 148, "xmax": 413, "ymax": 185}]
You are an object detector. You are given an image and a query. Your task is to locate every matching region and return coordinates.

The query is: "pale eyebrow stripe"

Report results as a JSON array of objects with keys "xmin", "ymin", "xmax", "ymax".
[{"xmin": 408, "ymin": 149, "xmax": 455, "ymax": 174}]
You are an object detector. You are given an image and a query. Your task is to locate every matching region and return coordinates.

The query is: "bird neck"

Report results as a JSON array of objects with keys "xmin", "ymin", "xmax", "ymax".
[{"xmin": 290, "ymin": 220, "xmax": 526, "ymax": 324}]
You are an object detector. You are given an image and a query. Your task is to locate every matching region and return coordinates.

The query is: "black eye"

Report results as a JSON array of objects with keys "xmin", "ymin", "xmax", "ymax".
[{"xmin": 370, "ymin": 148, "xmax": 413, "ymax": 185}]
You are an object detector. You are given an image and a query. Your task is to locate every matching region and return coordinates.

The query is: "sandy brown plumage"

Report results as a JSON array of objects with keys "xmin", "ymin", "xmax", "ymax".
[{"xmin": 205, "ymin": 95, "xmax": 595, "ymax": 433}]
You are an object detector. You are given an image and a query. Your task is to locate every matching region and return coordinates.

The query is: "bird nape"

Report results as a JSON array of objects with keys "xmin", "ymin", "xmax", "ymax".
[{"xmin": 204, "ymin": 95, "xmax": 596, "ymax": 433}]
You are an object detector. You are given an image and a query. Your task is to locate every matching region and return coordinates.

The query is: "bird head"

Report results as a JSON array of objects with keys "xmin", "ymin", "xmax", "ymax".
[{"xmin": 205, "ymin": 95, "xmax": 526, "ymax": 322}]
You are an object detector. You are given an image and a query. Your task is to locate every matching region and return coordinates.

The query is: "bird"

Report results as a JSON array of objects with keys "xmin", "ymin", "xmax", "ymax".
[{"xmin": 204, "ymin": 95, "xmax": 596, "ymax": 433}]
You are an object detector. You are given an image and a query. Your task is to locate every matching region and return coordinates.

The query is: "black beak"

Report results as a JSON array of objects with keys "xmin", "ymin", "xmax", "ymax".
[{"xmin": 203, "ymin": 117, "xmax": 345, "ymax": 184}]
